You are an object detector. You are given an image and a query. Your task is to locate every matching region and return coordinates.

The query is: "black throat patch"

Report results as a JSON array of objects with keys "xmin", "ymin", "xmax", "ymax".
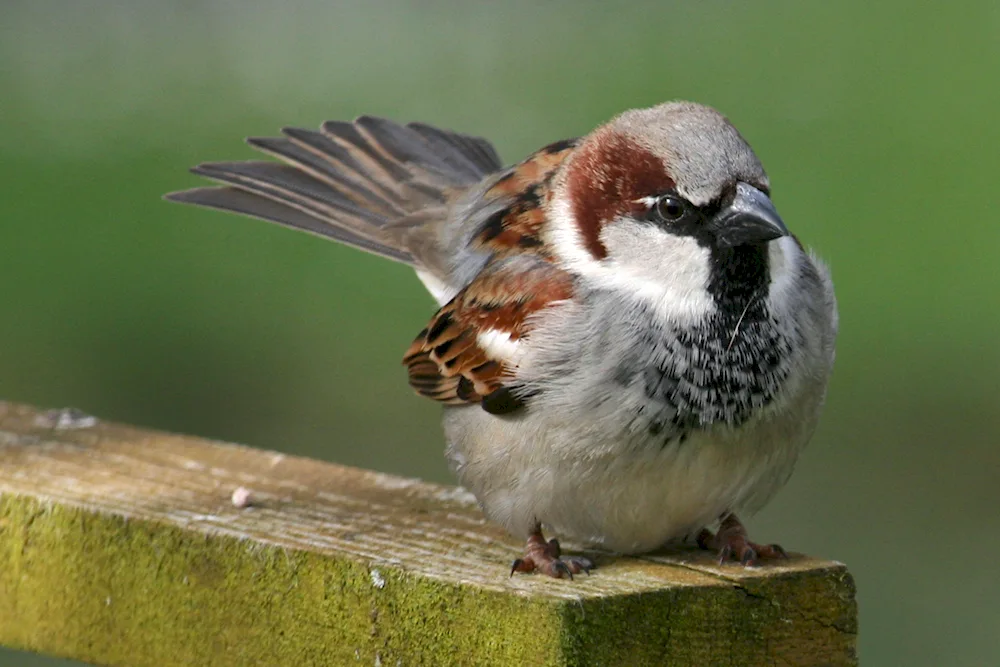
[{"xmin": 639, "ymin": 242, "xmax": 791, "ymax": 439}]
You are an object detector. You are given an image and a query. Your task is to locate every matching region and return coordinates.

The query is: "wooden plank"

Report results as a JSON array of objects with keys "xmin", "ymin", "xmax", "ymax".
[{"xmin": 0, "ymin": 401, "xmax": 857, "ymax": 666}]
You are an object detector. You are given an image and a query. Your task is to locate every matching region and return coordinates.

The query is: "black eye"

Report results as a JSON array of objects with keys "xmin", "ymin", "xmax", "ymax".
[{"xmin": 655, "ymin": 195, "xmax": 686, "ymax": 222}]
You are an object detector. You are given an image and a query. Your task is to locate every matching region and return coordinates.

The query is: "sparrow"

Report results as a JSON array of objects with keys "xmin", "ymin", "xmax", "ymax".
[{"xmin": 166, "ymin": 101, "xmax": 838, "ymax": 579}]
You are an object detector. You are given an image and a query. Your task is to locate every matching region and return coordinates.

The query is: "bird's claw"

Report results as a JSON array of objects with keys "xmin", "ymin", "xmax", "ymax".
[
  {"xmin": 698, "ymin": 515, "xmax": 789, "ymax": 567},
  {"xmin": 510, "ymin": 529, "xmax": 594, "ymax": 579}
]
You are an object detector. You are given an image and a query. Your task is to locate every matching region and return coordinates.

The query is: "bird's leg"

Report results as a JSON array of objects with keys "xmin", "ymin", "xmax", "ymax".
[
  {"xmin": 510, "ymin": 526, "xmax": 593, "ymax": 579},
  {"xmin": 697, "ymin": 513, "xmax": 788, "ymax": 566}
]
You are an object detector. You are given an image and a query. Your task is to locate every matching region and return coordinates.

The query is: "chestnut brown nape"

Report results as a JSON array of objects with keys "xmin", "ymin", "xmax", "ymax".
[{"xmin": 563, "ymin": 128, "xmax": 676, "ymax": 261}]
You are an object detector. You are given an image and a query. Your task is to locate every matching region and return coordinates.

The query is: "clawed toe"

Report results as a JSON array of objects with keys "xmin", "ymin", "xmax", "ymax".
[
  {"xmin": 754, "ymin": 543, "xmax": 788, "ymax": 560},
  {"xmin": 509, "ymin": 529, "xmax": 594, "ymax": 579},
  {"xmin": 548, "ymin": 555, "xmax": 593, "ymax": 579},
  {"xmin": 550, "ymin": 559, "xmax": 574, "ymax": 579},
  {"xmin": 698, "ymin": 514, "xmax": 789, "ymax": 567}
]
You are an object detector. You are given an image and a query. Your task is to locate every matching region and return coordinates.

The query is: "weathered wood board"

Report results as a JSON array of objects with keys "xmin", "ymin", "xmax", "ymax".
[{"xmin": 0, "ymin": 401, "xmax": 856, "ymax": 666}]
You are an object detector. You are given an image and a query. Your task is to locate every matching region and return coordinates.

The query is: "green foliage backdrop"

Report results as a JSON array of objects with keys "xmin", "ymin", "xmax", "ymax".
[{"xmin": 2, "ymin": 1, "xmax": 998, "ymax": 664}]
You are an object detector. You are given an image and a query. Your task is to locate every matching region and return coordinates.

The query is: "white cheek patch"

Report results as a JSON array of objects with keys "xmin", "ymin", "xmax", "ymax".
[
  {"xmin": 601, "ymin": 221, "xmax": 716, "ymax": 323},
  {"xmin": 477, "ymin": 328, "xmax": 526, "ymax": 365},
  {"xmin": 767, "ymin": 236, "xmax": 803, "ymax": 309},
  {"xmin": 547, "ymin": 193, "xmax": 715, "ymax": 325}
]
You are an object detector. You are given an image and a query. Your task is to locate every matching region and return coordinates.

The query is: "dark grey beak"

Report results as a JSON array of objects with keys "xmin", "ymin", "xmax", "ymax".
[{"xmin": 712, "ymin": 182, "xmax": 789, "ymax": 247}]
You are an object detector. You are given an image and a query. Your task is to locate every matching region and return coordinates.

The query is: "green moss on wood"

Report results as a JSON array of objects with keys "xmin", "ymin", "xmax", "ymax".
[
  {"xmin": 557, "ymin": 569, "xmax": 858, "ymax": 666},
  {"xmin": 0, "ymin": 492, "xmax": 859, "ymax": 667},
  {"xmin": 0, "ymin": 495, "xmax": 566, "ymax": 665}
]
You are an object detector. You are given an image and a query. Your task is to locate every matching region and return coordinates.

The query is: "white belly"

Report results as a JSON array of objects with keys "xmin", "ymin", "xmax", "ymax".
[{"xmin": 443, "ymin": 394, "xmax": 816, "ymax": 554}]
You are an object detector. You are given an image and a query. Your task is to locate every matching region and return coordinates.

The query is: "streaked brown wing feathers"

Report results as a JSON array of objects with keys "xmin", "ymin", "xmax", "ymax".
[
  {"xmin": 403, "ymin": 256, "xmax": 575, "ymax": 407},
  {"xmin": 473, "ymin": 138, "xmax": 579, "ymax": 255}
]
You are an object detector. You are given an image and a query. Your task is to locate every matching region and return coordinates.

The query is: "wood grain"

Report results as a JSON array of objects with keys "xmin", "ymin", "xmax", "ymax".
[{"xmin": 0, "ymin": 401, "xmax": 857, "ymax": 666}]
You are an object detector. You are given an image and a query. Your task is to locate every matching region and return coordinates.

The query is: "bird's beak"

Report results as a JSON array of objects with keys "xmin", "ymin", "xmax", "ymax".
[{"xmin": 712, "ymin": 182, "xmax": 789, "ymax": 248}]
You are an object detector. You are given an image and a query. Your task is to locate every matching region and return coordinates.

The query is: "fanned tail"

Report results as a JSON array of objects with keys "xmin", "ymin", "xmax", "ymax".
[{"xmin": 165, "ymin": 116, "xmax": 504, "ymax": 265}]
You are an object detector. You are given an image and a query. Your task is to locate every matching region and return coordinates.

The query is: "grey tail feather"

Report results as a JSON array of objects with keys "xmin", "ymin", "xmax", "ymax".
[{"xmin": 164, "ymin": 116, "xmax": 504, "ymax": 265}]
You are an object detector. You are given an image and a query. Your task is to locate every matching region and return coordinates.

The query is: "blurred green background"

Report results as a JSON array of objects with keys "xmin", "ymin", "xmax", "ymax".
[{"xmin": 2, "ymin": 0, "xmax": 997, "ymax": 664}]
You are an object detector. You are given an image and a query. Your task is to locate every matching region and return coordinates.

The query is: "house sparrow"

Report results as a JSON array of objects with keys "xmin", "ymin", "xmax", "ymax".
[{"xmin": 166, "ymin": 102, "xmax": 838, "ymax": 578}]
